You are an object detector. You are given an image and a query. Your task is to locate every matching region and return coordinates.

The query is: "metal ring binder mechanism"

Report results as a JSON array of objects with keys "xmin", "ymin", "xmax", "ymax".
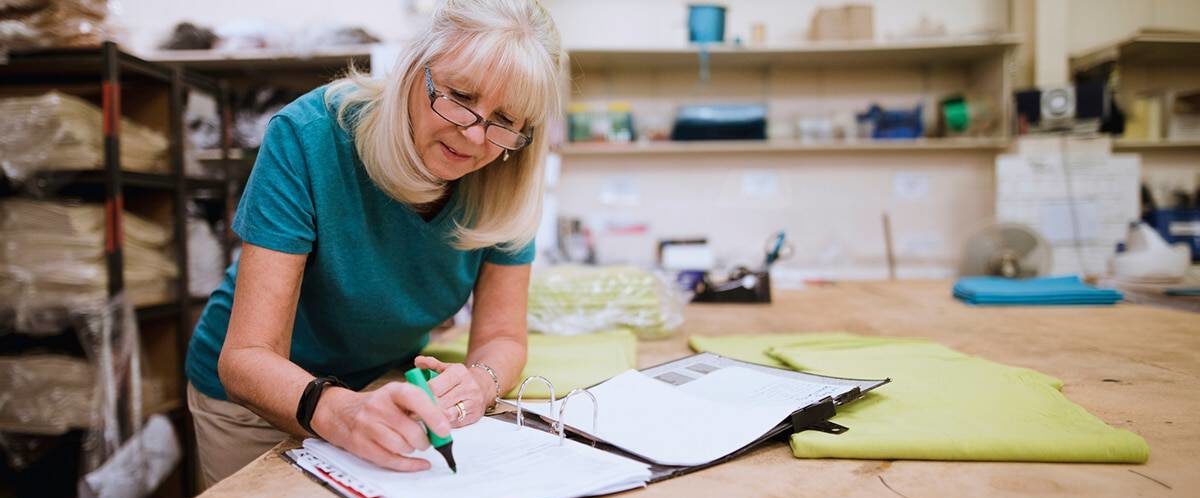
[{"xmin": 513, "ymin": 376, "xmax": 599, "ymax": 446}]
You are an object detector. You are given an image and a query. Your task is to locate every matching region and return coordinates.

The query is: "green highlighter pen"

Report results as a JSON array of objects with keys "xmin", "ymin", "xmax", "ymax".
[{"xmin": 403, "ymin": 367, "xmax": 458, "ymax": 473}]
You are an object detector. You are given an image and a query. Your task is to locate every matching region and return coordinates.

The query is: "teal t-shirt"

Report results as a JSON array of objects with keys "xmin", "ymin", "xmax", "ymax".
[{"xmin": 185, "ymin": 86, "xmax": 534, "ymax": 400}]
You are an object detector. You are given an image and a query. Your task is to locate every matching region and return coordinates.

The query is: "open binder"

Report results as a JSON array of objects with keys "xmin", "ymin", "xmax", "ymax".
[
  {"xmin": 501, "ymin": 352, "xmax": 889, "ymax": 482},
  {"xmin": 283, "ymin": 352, "xmax": 888, "ymax": 497}
]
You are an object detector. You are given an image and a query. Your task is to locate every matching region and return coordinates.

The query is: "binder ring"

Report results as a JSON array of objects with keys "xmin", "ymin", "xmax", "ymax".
[
  {"xmin": 515, "ymin": 376, "xmax": 556, "ymax": 430},
  {"xmin": 555, "ymin": 388, "xmax": 598, "ymax": 446}
]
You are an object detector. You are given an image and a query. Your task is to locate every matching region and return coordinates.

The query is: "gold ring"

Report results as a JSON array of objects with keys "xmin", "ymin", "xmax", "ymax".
[{"xmin": 455, "ymin": 401, "xmax": 467, "ymax": 422}]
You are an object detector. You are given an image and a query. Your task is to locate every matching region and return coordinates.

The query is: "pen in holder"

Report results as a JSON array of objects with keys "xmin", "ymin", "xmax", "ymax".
[{"xmin": 513, "ymin": 377, "xmax": 600, "ymax": 446}]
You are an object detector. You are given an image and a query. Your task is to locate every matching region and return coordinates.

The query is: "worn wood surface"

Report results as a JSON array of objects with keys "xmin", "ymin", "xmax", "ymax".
[{"xmin": 201, "ymin": 280, "xmax": 1199, "ymax": 497}]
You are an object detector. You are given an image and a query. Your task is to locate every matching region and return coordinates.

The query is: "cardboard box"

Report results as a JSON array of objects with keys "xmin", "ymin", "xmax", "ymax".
[{"xmin": 809, "ymin": 5, "xmax": 874, "ymax": 41}]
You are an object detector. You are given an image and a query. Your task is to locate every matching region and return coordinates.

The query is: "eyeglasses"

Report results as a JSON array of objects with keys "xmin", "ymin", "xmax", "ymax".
[{"xmin": 424, "ymin": 66, "xmax": 532, "ymax": 151}]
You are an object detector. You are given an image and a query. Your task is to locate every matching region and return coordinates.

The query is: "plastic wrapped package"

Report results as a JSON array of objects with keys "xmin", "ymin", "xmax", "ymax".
[
  {"xmin": 0, "ymin": 0, "xmax": 111, "ymax": 50},
  {"xmin": 157, "ymin": 21, "xmax": 217, "ymax": 50},
  {"xmin": 0, "ymin": 354, "xmax": 94, "ymax": 434},
  {"xmin": 289, "ymin": 24, "xmax": 380, "ymax": 53},
  {"xmin": 0, "ymin": 292, "xmax": 164, "ymax": 493},
  {"xmin": 526, "ymin": 265, "xmax": 686, "ymax": 339},
  {"xmin": 187, "ymin": 217, "xmax": 223, "ymax": 298},
  {"xmin": 232, "ymin": 86, "xmax": 301, "ymax": 148},
  {"xmin": 184, "ymin": 90, "xmax": 221, "ymax": 151},
  {"xmin": 0, "ymin": 200, "xmax": 178, "ymax": 331},
  {"xmin": 0, "ymin": 92, "xmax": 169, "ymax": 182},
  {"xmin": 78, "ymin": 414, "xmax": 180, "ymax": 498}
]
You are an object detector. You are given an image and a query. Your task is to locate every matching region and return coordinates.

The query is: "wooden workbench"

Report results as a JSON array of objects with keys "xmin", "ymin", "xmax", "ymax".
[{"xmin": 200, "ymin": 280, "xmax": 1199, "ymax": 497}]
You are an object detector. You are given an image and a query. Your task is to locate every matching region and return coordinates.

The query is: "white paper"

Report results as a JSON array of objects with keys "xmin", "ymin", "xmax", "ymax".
[
  {"xmin": 525, "ymin": 368, "xmax": 801, "ymax": 466},
  {"xmin": 303, "ymin": 417, "xmax": 649, "ymax": 498},
  {"xmin": 677, "ymin": 365, "xmax": 851, "ymax": 409}
]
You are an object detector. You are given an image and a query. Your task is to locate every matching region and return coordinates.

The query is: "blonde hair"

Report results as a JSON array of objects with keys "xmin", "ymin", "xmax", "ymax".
[{"xmin": 327, "ymin": 0, "xmax": 562, "ymax": 252}]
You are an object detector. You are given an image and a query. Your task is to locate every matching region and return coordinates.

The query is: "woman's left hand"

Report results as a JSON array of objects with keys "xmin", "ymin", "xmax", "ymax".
[{"xmin": 414, "ymin": 355, "xmax": 490, "ymax": 428}]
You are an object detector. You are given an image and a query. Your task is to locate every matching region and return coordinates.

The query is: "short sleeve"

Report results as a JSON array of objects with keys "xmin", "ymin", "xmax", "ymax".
[
  {"xmin": 231, "ymin": 116, "xmax": 316, "ymax": 254},
  {"xmin": 483, "ymin": 238, "xmax": 536, "ymax": 266}
]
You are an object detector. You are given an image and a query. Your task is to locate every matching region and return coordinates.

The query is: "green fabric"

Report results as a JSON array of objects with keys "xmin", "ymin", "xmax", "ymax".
[
  {"xmin": 687, "ymin": 333, "xmax": 921, "ymax": 368},
  {"xmin": 421, "ymin": 329, "xmax": 637, "ymax": 399},
  {"xmin": 692, "ymin": 334, "xmax": 1150, "ymax": 463}
]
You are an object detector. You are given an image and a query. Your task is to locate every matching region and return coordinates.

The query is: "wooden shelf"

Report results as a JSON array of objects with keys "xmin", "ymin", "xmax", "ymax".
[
  {"xmin": 557, "ymin": 137, "xmax": 1011, "ymax": 156},
  {"xmin": 566, "ymin": 35, "xmax": 1020, "ymax": 71},
  {"xmin": 136, "ymin": 302, "xmax": 182, "ymax": 321},
  {"xmin": 140, "ymin": 45, "xmax": 374, "ymax": 74},
  {"xmin": 1113, "ymin": 139, "xmax": 1200, "ymax": 151},
  {"xmin": 19, "ymin": 169, "xmax": 226, "ymax": 192},
  {"xmin": 1071, "ymin": 31, "xmax": 1200, "ymax": 73}
]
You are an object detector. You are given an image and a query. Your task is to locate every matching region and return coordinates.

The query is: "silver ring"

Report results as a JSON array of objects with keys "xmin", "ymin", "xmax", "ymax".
[{"xmin": 455, "ymin": 401, "xmax": 467, "ymax": 423}]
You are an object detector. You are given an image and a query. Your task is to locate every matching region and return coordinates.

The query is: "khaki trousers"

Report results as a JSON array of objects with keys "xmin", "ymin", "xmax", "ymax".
[{"xmin": 187, "ymin": 383, "xmax": 290, "ymax": 491}]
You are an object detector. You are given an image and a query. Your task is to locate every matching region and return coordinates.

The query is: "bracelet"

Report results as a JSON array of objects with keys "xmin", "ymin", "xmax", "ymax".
[{"xmin": 469, "ymin": 362, "xmax": 501, "ymax": 406}]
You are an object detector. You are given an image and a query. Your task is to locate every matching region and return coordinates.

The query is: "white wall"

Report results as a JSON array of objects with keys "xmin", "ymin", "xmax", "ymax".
[
  {"xmin": 114, "ymin": 0, "xmax": 1010, "ymax": 53},
  {"xmin": 548, "ymin": 0, "xmax": 1008, "ymax": 48},
  {"xmin": 112, "ymin": 0, "xmax": 429, "ymax": 52}
]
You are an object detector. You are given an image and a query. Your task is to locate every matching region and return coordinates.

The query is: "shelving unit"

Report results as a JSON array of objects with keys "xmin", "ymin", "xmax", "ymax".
[
  {"xmin": 1070, "ymin": 31, "xmax": 1200, "ymax": 75},
  {"xmin": 0, "ymin": 41, "xmax": 233, "ymax": 497},
  {"xmin": 564, "ymin": 34, "xmax": 1019, "ymax": 154},
  {"xmin": 141, "ymin": 46, "xmax": 373, "ymax": 221},
  {"xmin": 567, "ymin": 35, "xmax": 1021, "ymax": 71},
  {"xmin": 1113, "ymin": 139, "xmax": 1200, "ymax": 151},
  {"xmin": 142, "ymin": 45, "xmax": 373, "ymax": 73},
  {"xmin": 554, "ymin": 35, "xmax": 1020, "ymax": 274},
  {"xmin": 558, "ymin": 137, "xmax": 1011, "ymax": 156},
  {"xmin": 1070, "ymin": 30, "xmax": 1200, "ymax": 198}
]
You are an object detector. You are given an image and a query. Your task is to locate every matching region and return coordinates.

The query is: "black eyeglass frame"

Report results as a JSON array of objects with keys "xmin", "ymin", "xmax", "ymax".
[{"xmin": 423, "ymin": 65, "xmax": 533, "ymax": 151}]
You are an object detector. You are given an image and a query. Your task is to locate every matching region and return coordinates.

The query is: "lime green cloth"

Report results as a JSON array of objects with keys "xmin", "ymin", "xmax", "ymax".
[
  {"xmin": 692, "ymin": 334, "xmax": 1150, "ymax": 463},
  {"xmin": 421, "ymin": 329, "xmax": 637, "ymax": 399},
  {"xmin": 688, "ymin": 333, "xmax": 918, "ymax": 368}
]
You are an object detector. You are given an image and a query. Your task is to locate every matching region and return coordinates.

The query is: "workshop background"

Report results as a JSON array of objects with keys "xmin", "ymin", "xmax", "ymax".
[{"xmin": 1, "ymin": 1, "xmax": 1198, "ymax": 497}]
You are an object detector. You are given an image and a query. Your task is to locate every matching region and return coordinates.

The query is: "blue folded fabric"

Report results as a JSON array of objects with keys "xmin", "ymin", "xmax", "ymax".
[{"xmin": 953, "ymin": 276, "xmax": 1123, "ymax": 306}]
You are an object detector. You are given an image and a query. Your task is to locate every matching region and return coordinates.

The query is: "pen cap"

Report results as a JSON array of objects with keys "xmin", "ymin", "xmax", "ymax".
[{"xmin": 403, "ymin": 368, "xmax": 454, "ymax": 448}]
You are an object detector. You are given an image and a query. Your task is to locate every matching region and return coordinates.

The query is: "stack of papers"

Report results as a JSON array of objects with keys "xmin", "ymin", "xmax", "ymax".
[
  {"xmin": 296, "ymin": 417, "xmax": 650, "ymax": 498},
  {"xmin": 953, "ymin": 275, "xmax": 1123, "ymax": 306}
]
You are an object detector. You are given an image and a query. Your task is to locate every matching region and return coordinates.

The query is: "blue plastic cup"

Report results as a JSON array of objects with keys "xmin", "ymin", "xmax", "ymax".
[{"xmin": 688, "ymin": 4, "xmax": 726, "ymax": 43}]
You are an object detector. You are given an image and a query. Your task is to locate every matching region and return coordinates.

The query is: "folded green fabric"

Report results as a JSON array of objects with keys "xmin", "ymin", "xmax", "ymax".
[
  {"xmin": 421, "ymin": 329, "xmax": 637, "ymax": 399},
  {"xmin": 692, "ymin": 334, "xmax": 1149, "ymax": 463},
  {"xmin": 687, "ymin": 333, "xmax": 923, "ymax": 369}
]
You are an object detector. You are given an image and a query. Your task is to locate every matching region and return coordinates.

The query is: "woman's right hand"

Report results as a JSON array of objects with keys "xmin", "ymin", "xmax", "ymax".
[{"xmin": 310, "ymin": 381, "xmax": 452, "ymax": 471}]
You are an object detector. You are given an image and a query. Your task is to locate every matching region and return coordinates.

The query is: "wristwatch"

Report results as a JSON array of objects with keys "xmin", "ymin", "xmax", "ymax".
[{"xmin": 296, "ymin": 375, "xmax": 348, "ymax": 439}]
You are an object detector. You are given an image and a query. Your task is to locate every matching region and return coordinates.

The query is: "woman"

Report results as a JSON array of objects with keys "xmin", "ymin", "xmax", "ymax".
[{"xmin": 183, "ymin": 0, "xmax": 562, "ymax": 488}]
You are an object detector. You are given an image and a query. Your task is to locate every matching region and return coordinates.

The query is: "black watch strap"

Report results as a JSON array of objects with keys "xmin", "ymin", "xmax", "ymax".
[{"xmin": 296, "ymin": 375, "xmax": 348, "ymax": 439}]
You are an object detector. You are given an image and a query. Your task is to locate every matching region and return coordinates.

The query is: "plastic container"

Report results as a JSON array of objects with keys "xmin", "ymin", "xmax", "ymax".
[
  {"xmin": 688, "ymin": 4, "xmax": 726, "ymax": 43},
  {"xmin": 856, "ymin": 103, "xmax": 924, "ymax": 139},
  {"xmin": 1145, "ymin": 209, "xmax": 1200, "ymax": 262}
]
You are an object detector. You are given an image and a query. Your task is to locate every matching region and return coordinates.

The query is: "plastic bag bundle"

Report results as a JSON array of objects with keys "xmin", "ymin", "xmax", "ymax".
[
  {"xmin": 0, "ymin": 199, "xmax": 177, "ymax": 328},
  {"xmin": 0, "ymin": 0, "xmax": 111, "ymax": 50},
  {"xmin": 0, "ymin": 354, "xmax": 94, "ymax": 434},
  {"xmin": 527, "ymin": 265, "xmax": 685, "ymax": 339},
  {"xmin": 0, "ymin": 92, "xmax": 169, "ymax": 182},
  {"xmin": 0, "ymin": 294, "xmax": 151, "ymax": 491}
]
